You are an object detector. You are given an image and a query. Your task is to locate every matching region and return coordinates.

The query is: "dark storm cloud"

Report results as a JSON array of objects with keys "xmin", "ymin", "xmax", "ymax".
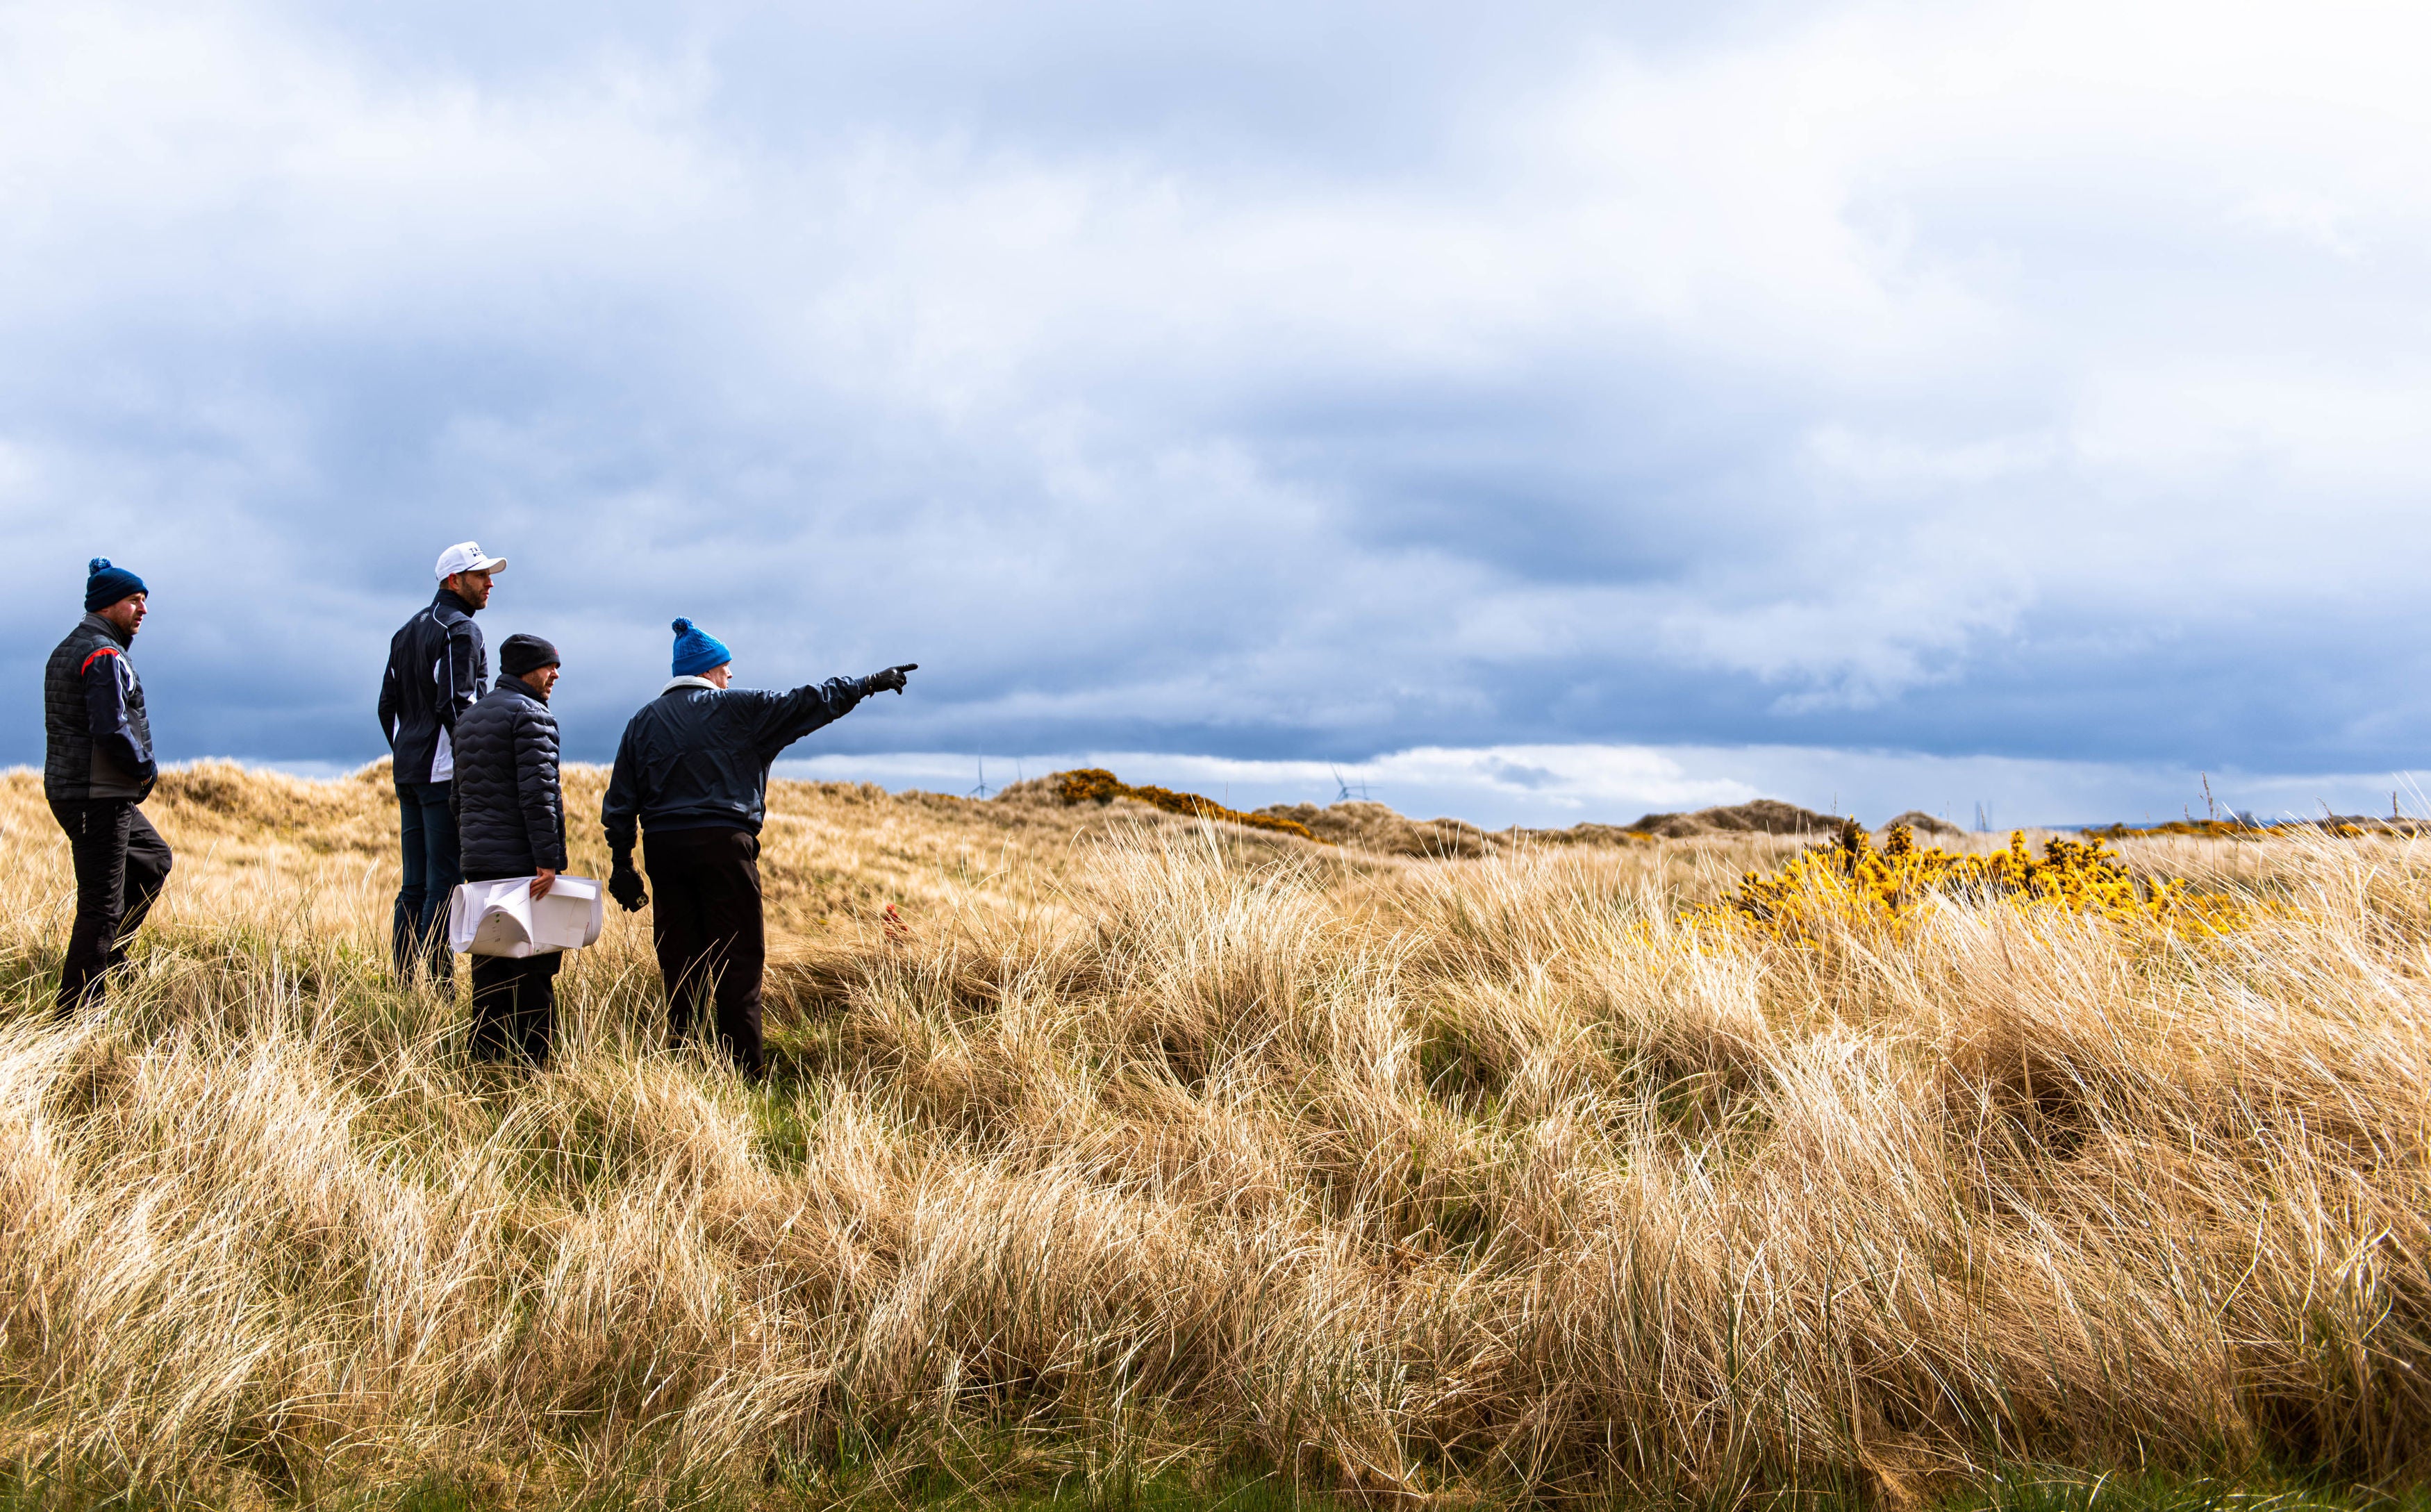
[{"xmin": 4, "ymin": 0, "xmax": 2430, "ymax": 822}]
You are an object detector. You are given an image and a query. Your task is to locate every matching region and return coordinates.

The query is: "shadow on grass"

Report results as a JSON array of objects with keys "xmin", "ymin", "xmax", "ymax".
[
  {"xmin": 1943, "ymin": 1468, "xmax": 2431, "ymax": 1512},
  {"xmin": 4, "ymin": 1461, "xmax": 2428, "ymax": 1512},
  {"xmin": 0, "ymin": 1459, "xmax": 1372, "ymax": 1512}
]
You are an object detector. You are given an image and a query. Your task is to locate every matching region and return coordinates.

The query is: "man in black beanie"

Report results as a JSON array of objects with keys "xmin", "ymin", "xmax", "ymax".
[
  {"xmin": 43, "ymin": 558, "xmax": 172, "ymax": 1017},
  {"xmin": 450, "ymin": 632, "xmax": 566, "ymax": 1065}
]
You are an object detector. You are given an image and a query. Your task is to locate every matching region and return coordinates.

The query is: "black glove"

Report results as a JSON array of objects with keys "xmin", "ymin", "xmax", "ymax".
[
  {"xmin": 864, "ymin": 663, "xmax": 918, "ymax": 695},
  {"xmin": 609, "ymin": 861, "xmax": 647, "ymax": 913}
]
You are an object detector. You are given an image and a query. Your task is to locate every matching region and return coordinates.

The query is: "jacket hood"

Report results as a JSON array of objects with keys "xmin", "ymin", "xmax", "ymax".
[{"xmin": 498, "ymin": 673, "xmax": 547, "ymax": 704}]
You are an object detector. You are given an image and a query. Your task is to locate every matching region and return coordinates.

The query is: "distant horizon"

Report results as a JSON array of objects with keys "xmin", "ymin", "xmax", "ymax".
[{"xmin": 41, "ymin": 743, "xmax": 2422, "ymax": 837}]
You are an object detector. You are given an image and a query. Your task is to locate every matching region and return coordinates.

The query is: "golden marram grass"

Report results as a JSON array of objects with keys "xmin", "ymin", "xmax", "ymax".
[{"xmin": 0, "ymin": 762, "xmax": 2425, "ymax": 1509}]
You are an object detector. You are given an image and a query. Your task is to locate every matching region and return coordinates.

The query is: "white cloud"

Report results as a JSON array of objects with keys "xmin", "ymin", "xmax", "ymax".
[{"xmin": 1803, "ymin": 427, "xmax": 2059, "ymax": 491}]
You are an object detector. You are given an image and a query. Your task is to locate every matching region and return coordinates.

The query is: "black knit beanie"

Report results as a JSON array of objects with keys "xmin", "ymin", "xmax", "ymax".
[{"xmin": 500, "ymin": 633, "xmax": 561, "ymax": 676}]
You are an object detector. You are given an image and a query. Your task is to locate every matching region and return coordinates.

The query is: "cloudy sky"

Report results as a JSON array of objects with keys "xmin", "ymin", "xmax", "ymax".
[{"xmin": 5, "ymin": 0, "xmax": 2427, "ymax": 826}]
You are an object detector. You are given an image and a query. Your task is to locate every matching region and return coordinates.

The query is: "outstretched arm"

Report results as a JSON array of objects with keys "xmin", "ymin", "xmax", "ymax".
[
  {"xmin": 753, "ymin": 664, "xmax": 918, "ymax": 753},
  {"xmin": 752, "ymin": 676, "xmax": 868, "ymax": 753}
]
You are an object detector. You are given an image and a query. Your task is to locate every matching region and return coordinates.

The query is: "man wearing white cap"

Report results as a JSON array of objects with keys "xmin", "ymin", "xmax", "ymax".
[{"xmin": 377, "ymin": 540, "xmax": 505, "ymax": 986}]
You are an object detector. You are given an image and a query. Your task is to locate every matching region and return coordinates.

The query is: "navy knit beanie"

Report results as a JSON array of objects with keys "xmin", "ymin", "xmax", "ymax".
[
  {"xmin": 85, "ymin": 558, "xmax": 147, "ymax": 612},
  {"xmin": 670, "ymin": 617, "xmax": 732, "ymax": 678}
]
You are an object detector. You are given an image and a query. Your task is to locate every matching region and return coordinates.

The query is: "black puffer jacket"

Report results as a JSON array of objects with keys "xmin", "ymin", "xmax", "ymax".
[
  {"xmin": 449, "ymin": 675, "xmax": 567, "ymax": 876},
  {"xmin": 601, "ymin": 676, "xmax": 869, "ymax": 857}
]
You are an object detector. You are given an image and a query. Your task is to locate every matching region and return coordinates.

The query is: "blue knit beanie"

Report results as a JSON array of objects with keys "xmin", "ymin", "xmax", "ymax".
[
  {"xmin": 670, "ymin": 617, "xmax": 732, "ymax": 678},
  {"xmin": 85, "ymin": 558, "xmax": 147, "ymax": 612}
]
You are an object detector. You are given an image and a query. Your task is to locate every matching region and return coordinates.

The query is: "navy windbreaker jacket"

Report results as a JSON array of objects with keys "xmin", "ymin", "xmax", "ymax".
[
  {"xmin": 601, "ymin": 675, "xmax": 870, "ymax": 857},
  {"xmin": 379, "ymin": 588, "xmax": 487, "ymax": 785}
]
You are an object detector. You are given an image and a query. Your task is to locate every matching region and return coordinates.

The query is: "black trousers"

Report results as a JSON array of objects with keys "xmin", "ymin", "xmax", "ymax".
[
  {"xmin": 463, "ymin": 869, "xmax": 560, "ymax": 1066},
  {"xmin": 642, "ymin": 826, "xmax": 766, "ymax": 1074},
  {"xmin": 392, "ymin": 780, "xmax": 461, "ymax": 984},
  {"xmin": 49, "ymin": 798, "xmax": 174, "ymax": 1017}
]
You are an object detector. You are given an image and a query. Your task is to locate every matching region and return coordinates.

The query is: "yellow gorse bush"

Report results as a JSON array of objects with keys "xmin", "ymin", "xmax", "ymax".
[{"xmin": 1703, "ymin": 820, "xmax": 2248, "ymax": 941}]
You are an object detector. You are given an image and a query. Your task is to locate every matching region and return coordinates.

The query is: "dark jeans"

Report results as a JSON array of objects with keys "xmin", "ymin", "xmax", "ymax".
[
  {"xmin": 463, "ymin": 866, "xmax": 561, "ymax": 1067},
  {"xmin": 49, "ymin": 798, "xmax": 174, "ymax": 1017},
  {"xmin": 643, "ymin": 826, "xmax": 766, "ymax": 1074},
  {"xmin": 393, "ymin": 780, "xmax": 461, "ymax": 984}
]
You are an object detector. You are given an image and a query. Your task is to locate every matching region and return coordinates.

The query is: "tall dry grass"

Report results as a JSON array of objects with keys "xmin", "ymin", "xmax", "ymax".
[{"xmin": 0, "ymin": 764, "xmax": 2426, "ymax": 1507}]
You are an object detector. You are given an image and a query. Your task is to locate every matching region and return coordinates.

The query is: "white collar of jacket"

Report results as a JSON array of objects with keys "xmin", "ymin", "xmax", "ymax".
[{"xmin": 661, "ymin": 675, "xmax": 722, "ymax": 694}]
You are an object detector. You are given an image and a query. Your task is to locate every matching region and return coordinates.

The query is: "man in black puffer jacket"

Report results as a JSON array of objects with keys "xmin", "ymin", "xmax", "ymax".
[
  {"xmin": 44, "ymin": 558, "xmax": 172, "ymax": 1017},
  {"xmin": 601, "ymin": 616, "xmax": 915, "ymax": 1076},
  {"xmin": 450, "ymin": 633, "xmax": 567, "ymax": 1066}
]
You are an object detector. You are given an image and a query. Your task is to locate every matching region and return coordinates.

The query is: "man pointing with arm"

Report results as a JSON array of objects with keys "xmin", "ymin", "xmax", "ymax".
[{"xmin": 601, "ymin": 616, "xmax": 915, "ymax": 1077}]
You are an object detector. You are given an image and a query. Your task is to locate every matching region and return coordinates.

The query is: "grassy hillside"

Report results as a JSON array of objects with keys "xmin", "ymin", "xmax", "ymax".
[{"xmin": 0, "ymin": 764, "xmax": 2426, "ymax": 1511}]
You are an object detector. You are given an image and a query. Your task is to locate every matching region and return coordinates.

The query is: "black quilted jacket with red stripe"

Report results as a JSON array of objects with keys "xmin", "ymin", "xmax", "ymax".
[{"xmin": 44, "ymin": 613, "xmax": 156, "ymax": 804}]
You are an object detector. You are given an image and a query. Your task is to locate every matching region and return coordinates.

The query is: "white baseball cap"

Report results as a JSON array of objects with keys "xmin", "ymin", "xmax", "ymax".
[{"xmin": 434, "ymin": 541, "xmax": 508, "ymax": 579}]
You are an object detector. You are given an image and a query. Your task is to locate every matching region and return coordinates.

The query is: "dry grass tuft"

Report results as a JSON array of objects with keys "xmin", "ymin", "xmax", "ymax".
[{"xmin": 0, "ymin": 766, "xmax": 2427, "ymax": 1509}]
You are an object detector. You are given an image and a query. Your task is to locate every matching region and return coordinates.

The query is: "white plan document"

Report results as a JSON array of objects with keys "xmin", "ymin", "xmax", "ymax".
[{"xmin": 449, "ymin": 876, "xmax": 605, "ymax": 958}]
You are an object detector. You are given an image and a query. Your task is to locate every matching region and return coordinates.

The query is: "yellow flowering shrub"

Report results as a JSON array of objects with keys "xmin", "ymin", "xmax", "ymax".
[{"xmin": 1702, "ymin": 820, "xmax": 2246, "ymax": 942}]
